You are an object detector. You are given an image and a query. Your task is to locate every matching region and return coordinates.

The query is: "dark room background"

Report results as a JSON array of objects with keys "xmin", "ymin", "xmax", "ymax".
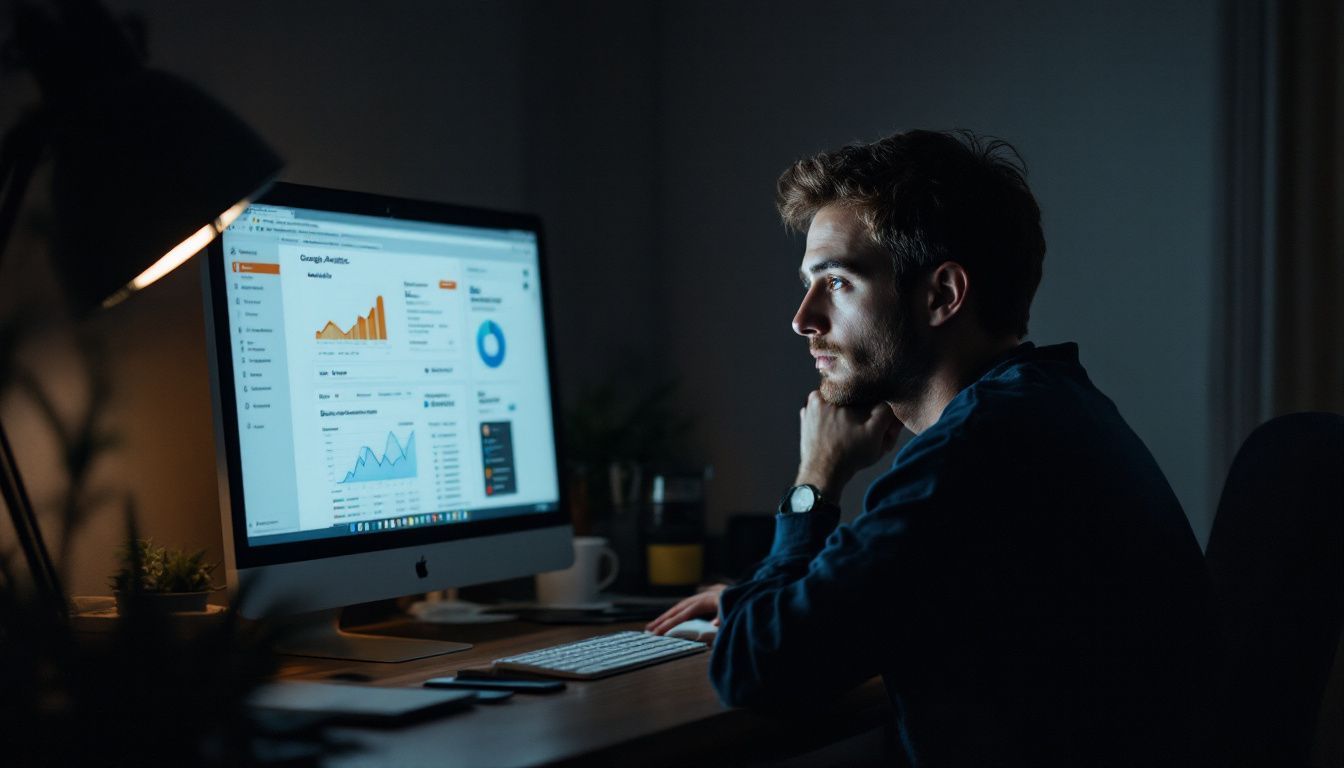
[{"xmin": 1, "ymin": 0, "xmax": 1337, "ymax": 597}]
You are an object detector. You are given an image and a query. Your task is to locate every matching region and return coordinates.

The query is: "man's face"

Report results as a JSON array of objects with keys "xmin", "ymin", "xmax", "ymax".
[{"xmin": 792, "ymin": 205, "xmax": 932, "ymax": 405}]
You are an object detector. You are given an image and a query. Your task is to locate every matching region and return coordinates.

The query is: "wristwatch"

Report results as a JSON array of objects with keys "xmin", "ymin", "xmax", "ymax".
[{"xmin": 778, "ymin": 484, "xmax": 838, "ymax": 515}]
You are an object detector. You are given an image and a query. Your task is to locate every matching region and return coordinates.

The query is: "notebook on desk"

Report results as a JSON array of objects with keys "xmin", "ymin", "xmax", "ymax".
[{"xmin": 248, "ymin": 681, "xmax": 475, "ymax": 726}]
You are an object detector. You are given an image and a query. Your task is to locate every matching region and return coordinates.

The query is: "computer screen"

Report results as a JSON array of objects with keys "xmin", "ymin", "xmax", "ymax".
[{"xmin": 203, "ymin": 183, "xmax": 572, "ymax": 633}]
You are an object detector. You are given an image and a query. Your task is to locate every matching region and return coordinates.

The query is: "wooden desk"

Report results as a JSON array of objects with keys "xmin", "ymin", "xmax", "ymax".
[{"xmin": 277, "ymin": 618, "xmax": 892, "ymax": 767}]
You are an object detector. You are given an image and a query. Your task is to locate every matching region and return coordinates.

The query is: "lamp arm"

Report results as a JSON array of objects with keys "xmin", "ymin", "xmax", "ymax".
[
  {"xmin": 0, "ymin": 108, "xmax": 65, "ymax": 616},
  {"xmin": 0, "ymin": 421, "xmax": 63, "ymax": 612}
]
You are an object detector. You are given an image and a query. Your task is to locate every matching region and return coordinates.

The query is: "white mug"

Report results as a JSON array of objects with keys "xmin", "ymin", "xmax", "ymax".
[{"xmin": 536, "ymin": 536, "xmax": 619, "ymax": 606}]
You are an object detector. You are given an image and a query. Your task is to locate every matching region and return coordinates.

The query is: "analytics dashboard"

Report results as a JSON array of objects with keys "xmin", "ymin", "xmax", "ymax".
[{"xmin": 219, "ymin": 203, "xmax": 559, "ymax": 546}]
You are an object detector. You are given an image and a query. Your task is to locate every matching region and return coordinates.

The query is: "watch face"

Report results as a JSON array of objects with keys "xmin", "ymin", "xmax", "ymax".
[{"xmin": 788, "ymin": 485, "xmax": 818, "ymax": 513}]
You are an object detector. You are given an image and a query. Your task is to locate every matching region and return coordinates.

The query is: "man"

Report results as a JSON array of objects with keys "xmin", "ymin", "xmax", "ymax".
[{"xmin": 649, "ymin": 130, "xmax": 1214, "ymax": 765}]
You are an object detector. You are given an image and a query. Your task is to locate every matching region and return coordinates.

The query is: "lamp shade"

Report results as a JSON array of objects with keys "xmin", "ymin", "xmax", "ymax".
[{"xmin": 49, "ymin": 68, "xmax": 281, "ymax": 313}]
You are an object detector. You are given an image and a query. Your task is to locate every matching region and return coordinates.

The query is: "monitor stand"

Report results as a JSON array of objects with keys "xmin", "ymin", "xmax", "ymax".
[
  {"xmin": 271, "ymin": 608, "xmax": 471, "ymax": 663},
  {"xmin": 408, "ymin": 587, "xmax": 518, "ymax": 624}
]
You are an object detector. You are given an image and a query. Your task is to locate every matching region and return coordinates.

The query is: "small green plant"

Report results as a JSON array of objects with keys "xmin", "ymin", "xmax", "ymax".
[{"xmin": 109, "ymin": 539, "xmax": 218, "ymax": 593}]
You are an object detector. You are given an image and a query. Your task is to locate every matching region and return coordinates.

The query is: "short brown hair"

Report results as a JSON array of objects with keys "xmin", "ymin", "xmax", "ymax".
[{"xmin": 777, "ymin": 129, "xmax": 1045, "ymax": 338}]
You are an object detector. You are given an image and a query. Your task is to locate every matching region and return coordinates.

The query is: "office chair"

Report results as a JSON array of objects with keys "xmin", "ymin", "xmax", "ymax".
[{"xmin": 1204, "ymin": 412, "xmax": 1344, "ymax": 767}]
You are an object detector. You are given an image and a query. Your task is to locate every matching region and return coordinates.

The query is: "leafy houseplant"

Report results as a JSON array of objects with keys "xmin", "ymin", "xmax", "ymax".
[{"xmin": 110, "ymin": 539, "xmax": 220, "ymax": 613}]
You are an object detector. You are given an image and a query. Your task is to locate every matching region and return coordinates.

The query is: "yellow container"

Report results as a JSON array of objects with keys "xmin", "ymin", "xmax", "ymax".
[{"xmin": 646, "ymin": 543, "xmax": 703, "ymax": 586}]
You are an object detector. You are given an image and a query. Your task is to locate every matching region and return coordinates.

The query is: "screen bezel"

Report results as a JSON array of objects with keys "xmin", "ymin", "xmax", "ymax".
[{"xmin": 206, "ymin": 182, "xmax": 570, "ymax": 570}]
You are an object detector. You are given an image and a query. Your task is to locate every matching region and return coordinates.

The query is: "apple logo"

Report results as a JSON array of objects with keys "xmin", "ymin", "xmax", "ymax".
[{"xmin": 415, "ymin": 556, "xmax": 429, "ymax": 579}]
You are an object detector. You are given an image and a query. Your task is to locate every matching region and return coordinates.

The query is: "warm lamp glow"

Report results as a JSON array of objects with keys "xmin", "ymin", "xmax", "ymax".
[
  {"xmin": 216, "ymin": 200, "xmax": 248, "ymax": 230},
  {"xmin": 101, "ymin": 197, "xmax": 254, "ymax": 309}
]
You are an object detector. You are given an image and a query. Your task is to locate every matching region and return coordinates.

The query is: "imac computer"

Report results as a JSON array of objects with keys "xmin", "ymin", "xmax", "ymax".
[{"xmin": 202, "ymin": 182, "xmax": 573, "ymax": 661}]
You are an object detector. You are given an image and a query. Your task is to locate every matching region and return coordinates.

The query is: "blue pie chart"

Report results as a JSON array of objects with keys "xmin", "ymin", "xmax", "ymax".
[{"xmin": 476, "ymin": 320, "xmax": 506, "ymax": 368}]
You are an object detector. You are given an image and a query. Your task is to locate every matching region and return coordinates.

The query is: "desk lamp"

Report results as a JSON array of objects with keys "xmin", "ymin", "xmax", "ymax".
[{"xmin": 0, "ymin": 0, "xmax": 282, "ymax": 613}]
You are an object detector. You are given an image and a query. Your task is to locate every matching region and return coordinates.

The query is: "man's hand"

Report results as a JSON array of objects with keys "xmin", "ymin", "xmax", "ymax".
[
  {"xmin": 796, "ymin": 391, "xmax": 901, "ymax": 497},
  {"xmin": 645, "ymin": 584, "xmax": 727, "ymax": 635}
]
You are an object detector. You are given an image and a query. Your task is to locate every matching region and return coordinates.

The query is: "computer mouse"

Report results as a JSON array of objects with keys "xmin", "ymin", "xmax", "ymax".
[{"xmin": 666, "ymin": 618, "xmax": 717, "ymax": 642}]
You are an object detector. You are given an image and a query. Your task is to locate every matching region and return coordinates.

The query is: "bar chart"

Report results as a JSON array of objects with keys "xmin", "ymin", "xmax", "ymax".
[{"xmin": 316, "ymin": 295, "xmax": 389, "ymax": 341}]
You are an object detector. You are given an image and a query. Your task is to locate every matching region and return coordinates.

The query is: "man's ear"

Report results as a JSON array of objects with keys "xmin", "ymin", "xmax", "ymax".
[{"xmin": 926, "ymin": 261, "xmax": 970, "ymax": 328}]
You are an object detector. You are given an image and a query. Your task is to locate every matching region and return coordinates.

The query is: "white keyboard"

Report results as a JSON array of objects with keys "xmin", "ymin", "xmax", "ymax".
[{"xmin": 493, "ymin": 631, "xmax": 707, "ymax": 680}]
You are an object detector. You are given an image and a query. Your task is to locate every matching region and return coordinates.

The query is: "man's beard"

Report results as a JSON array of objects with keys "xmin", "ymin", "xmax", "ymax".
[{"xmin": 812, "ymin": 302, "xmax": 933, "ymax": 406}]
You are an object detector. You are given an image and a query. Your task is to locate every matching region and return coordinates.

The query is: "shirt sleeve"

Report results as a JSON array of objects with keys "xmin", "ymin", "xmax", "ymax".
[{"xmin": 708, "ymin": 428, "xmax": 960, "ymax": 712}]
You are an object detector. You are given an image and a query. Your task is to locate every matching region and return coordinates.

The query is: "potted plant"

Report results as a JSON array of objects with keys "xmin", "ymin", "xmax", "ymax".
[{"xmin": 110, "ymin": 539, "xmax": 220, "ymax": 614}]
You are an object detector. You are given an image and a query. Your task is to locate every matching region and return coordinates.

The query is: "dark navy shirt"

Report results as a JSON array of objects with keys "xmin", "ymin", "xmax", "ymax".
[{"xmin": 710, "ymin": 342, "xmax": 1214, "ymax": 767}]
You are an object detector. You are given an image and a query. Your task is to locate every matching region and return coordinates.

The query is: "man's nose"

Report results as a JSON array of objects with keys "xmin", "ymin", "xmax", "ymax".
[{"xmin": 792, "ymin": 286, "xmax": 829, "ymax": 337}]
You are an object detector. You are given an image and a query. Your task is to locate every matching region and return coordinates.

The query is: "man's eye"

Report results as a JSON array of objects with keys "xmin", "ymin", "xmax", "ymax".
[{"xmin": 827, "ymin": 276, "xmax": 847, "ymax": 290}]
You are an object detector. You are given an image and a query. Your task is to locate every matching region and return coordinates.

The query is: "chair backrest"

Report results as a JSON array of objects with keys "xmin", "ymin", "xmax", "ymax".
[{"xmin": 1204, "ymin": 412, "xmax": 1344, "ymax": 766}]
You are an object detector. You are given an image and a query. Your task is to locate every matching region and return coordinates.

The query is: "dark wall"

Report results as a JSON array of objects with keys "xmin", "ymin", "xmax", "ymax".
[
  {"xmin": 0, "ymin": 1, "xmax": 1223, "ymax": 595},
  {"xmin": 652, "ymin": 0, "xmax": 1220, "ymax": 536},
  {"xmin": 2, "ymin": 0, "xmax": 664, "ymax": 594}
]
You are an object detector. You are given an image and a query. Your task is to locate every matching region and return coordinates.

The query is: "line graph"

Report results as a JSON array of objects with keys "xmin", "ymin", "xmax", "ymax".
[{"xmin": 339, "ymin": 430, "xmax": 417, "ymax": 483}]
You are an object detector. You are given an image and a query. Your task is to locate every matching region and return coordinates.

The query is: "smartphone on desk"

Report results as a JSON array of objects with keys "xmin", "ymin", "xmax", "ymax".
[{"xmin": 425, "ymin": 676, "xmax": 566, "ymax": 693}]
